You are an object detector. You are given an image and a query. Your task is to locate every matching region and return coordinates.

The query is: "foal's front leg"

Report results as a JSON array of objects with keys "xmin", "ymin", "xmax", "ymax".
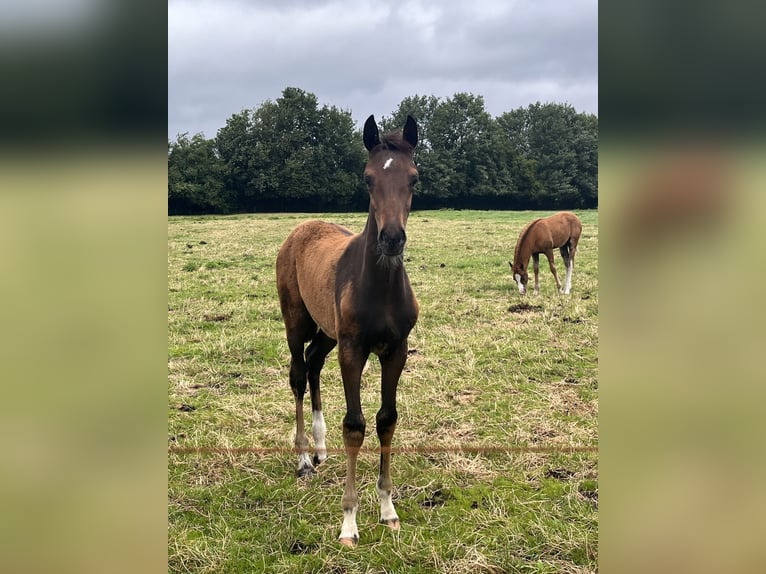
[
  {"xmin": 287, "ymin": 338, "xmax": 313, "ymax": 477},
  {"xmin": 376, "ymin": 340, "xmax": 408, "ymax": 531},
  {"xmin": 532, "ymin": 253, "xmax": 541, "ymax": 295},
  {"xmin": 338, "ymin": 340, "xmax": 368, "ymax": 547}
]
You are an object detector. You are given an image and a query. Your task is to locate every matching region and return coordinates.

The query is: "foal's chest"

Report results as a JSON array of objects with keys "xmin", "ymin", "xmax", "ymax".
[
  {"xmin": 337, "ymin": 271, "xmax": 418, "ymax": 354},
  {"xmin": 365, "ymin": 307, "xmax": 417, "ymax": 355}
]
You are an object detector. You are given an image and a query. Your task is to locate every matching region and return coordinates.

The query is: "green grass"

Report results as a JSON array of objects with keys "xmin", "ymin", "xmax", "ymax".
[{"xmin": 169, "ymin": 210, "xmax": 598, "ymax": 573}]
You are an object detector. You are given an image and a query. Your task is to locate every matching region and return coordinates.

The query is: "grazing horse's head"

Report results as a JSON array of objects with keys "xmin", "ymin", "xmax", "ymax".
[
  {"xmin": 509, "ymin": 261, "xmax": 528, "ymax": 294},
  {"xmin": 363, "ymin": 114, "xmax": 419, "ymax": 266}
]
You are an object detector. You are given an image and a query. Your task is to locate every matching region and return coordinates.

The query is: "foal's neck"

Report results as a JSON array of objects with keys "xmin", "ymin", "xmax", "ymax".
[{"xmin": 360, "ymin": 212, "xmax": 406, "ymax": 282}]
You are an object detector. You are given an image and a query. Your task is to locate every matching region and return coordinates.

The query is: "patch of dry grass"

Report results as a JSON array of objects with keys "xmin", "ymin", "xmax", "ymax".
[{"xmin": 169, "ymin": 210, "xmax": 598, "ymax": 573}]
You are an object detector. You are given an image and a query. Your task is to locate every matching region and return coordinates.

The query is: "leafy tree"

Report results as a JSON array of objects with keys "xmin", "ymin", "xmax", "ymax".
[
  {"xmin": 168, "ymin": 133, "xmax": 228, "ymax": 214},
  {"xmin": 214, "ymin": 109, "xmax": 256, "ymax": 210},
  {"xmin": 498, "ymin": 102, "xmax": 598, "ymax": 209},
  {"xmin": 215, "ymin": 87, "xmax": 365, "ymax": 211},
  {"xmin": 386, "ymin": 93, "xmax": 526, "ymax": 207},
  {"xmin": 572, "ymin": 113, "xmax": 599, "ymax": 208},
  {"xmin": 169, "ymin": 88, "xmax": 598, "ymax": 214},
  {"xmin": 379, "ymin": 95, "xmax": 441, "ymax": 153}
]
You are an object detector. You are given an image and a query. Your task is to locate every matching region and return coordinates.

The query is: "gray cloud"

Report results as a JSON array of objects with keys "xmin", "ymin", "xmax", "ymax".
[{"xmin": 169, "ymin": 0, "xmax": 597, "ymax": 139}]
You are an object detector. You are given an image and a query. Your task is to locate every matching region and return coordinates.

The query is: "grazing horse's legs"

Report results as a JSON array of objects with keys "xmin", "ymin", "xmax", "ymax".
[
  {"xmin": 338, "ymin": 340, "xmax": 369, "ymax": 546},
  {"xmin": 544, "ymin": 250, "xmax": 562, "ymax": 293},
  {"xmin": 305, "ymin": 331, "xmax": 336, "ymax": 466},
  {"xmin": 532, "ymin": 253, "xmax": 541, "ymax": 295},
  {"xmin": 377, "ymin": 340, "xmax": 407, "ymax": 530}
]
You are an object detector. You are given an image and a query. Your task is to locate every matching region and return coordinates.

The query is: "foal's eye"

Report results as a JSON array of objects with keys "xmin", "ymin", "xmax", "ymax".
[
  {"xmin": 410, "ymin": 175, "xmax": 419, "ymax": 187},
  {"xmin": 364, "ymin": 175, "xmax": 373, "ymax": 188}
]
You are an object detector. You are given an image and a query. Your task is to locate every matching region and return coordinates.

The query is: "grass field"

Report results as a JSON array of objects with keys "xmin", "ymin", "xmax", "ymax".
[{"xmin": 168, "ymin": 210, "xmax": 598, "ymax": 573}]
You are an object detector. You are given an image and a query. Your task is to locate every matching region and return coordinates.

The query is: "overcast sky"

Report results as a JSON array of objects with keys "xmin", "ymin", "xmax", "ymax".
[{"xmin": 168, "ymin": 0, "xmax": 597, "ymax": 139}]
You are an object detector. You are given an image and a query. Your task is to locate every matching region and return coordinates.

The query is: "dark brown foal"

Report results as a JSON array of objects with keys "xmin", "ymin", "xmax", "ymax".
[{"xmin": 276, "ymin": 114, "xmax": 419, "ymax": 546}]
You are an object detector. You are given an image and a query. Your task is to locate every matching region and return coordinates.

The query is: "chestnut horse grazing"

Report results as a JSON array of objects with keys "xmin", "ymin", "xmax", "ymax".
[
  {"xmin": 276, "ymin": 115, "xmax": 419, "ymax": 546},
  {"xmin": 509, "ymin": 212, "xmax": 582, "ymax": 295}
]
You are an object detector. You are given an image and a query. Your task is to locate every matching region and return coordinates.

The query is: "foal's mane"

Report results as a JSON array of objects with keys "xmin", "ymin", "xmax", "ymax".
[
  {"xmin": 373, "ymin": 132, "xmax": 415, "ymax": 155},
  {"xmin": 514, "ymin": 218, "xmax": 542, "ymax": 264}
]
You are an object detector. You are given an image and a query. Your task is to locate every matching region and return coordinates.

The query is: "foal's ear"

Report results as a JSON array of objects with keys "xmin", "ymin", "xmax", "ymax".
[
  {"xmin": 403, "ymin": 115, "xmax": 418, "ymax": 149},
  {"xmin": 363, "ymin": 115, "xmax": 380, "ymax": 151}
]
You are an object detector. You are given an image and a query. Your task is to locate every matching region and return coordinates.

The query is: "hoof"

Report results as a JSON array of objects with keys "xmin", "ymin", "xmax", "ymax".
[
  {"xmin": 382, "ymin": 518, "xmax": 400, "ymax": 531},
  {"xmin": 339, "ymin": 536, "xmax": 358, "ymax": 547},
  {"xmin": 312, "ymin": 453, "xmax": 326, "ymax": 466},
  {"xmin": 296, "ymin": 465, "xmax": 315, "ymax": 478}
]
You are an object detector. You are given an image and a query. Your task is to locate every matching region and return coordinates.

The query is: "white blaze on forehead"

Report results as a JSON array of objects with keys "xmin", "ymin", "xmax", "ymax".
[{"xmin": 383, "ymin": 157, "xmax": 394, "ymax": 170}]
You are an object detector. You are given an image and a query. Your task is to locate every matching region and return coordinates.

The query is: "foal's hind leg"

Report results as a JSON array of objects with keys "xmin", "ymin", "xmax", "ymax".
[
  {"xmin": 559, "ymin": 244, "xmax": 572, "ymax": 294},
  {"xmin": 567, "ymin": 237, "xmax": 579, "ymax": 294},
  {"xmin": 305, "ymin": 331, "xmax": 336, "ymax": 466},
  {"xmin": 532, "ymin": 253, "xmax": 541, "ymax": 295}
]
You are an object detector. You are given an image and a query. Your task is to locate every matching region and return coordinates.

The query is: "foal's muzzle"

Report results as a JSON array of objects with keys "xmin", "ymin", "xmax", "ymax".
[
  {"xmin": 514, "ymin": 273, "xmax": 526, "ymax": 295},
  {"xmin": 378, "ymin": 228, "xmax": 407, "ymax": 256}
]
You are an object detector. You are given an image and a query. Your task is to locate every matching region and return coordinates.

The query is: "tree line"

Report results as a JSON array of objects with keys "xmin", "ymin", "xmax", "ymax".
[{"xmin": 168, "ymin": 87, "xmax": 597, "ymax": 214}]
